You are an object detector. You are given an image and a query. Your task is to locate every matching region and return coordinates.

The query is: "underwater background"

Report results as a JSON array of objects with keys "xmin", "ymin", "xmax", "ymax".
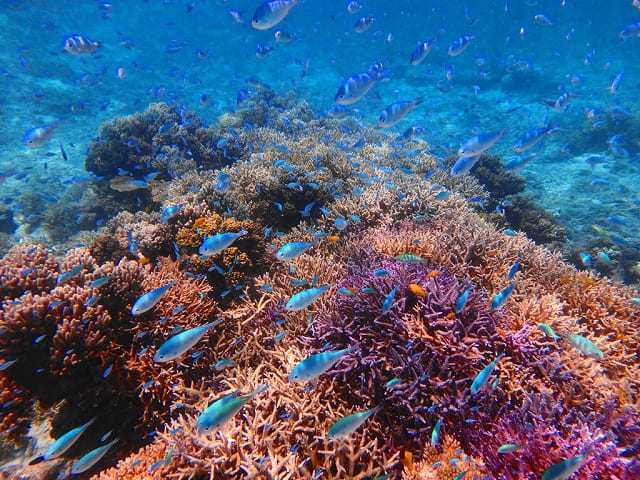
[{"xmin": 0, "ymin": 0, "xmax": 639, "ymax": 479}]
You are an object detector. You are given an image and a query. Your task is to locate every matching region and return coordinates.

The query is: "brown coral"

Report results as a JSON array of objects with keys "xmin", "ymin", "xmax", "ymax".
[
  {"xmin": 402, "ymin": 435, "xmax": 485, "ymax": 480},
  {"xmin": 0, "ymin": 244, "xmax": 59, "ymax": 299}
]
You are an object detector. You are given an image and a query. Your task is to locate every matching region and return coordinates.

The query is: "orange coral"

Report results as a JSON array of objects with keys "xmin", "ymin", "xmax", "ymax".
[{"xmin": 402, "ymin": 435, "xmax": 485, "ymax": 480}]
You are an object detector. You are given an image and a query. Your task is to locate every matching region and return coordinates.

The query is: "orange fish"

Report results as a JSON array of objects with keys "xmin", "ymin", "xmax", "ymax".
[
  {"xmin": 581, "ymin": 277, "xmax": 596, "ymax": 286},
  {"xmin": 487, "ymin": 249, "xmax": 500, "ymax": 257},
  {"xmin": 446, "ymin": 312, "xmax": 456, "ymax": 319},
  {"xmin": 327, "ymin": 235, "xmax": 340, "ymax": 243},
  {"xmin": 426, "ymin": 270, "xmax": 440, "ymax": 278},
  {"xmin": 137, "ymin": 254, "xmax": 151, "ymax": 265},
  {"xmin": 408, "ymin": 283, "xmax": 427, "ymax": 297},
  {"xmin": 193, "ymin": 217, "xmax": 206, "ymax": 228},
  {"xmin": 497, "ymin": 327, "xmax": 507, "ymax": 338},
  {"xmin": 400, "ymin": 451, "xmax": 414, "ymax": 472}
]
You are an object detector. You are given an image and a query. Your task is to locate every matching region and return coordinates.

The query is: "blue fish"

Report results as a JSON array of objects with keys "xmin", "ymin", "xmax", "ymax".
[
  {"xmin": 327, "ymin": 407, "xmax": 380, "ymax": 438},
  {"xmin": 90, "ymin": 276, "xmax": 112, "ymax": 288},
  {"xmin": 431, "ymin": 418, "xmax": 441, "ymax": 447},
  {"xmin": 131, "ymin": 281, "xmax": 175, "ymax": 315},
  {"xmin": 23, "ymin": 120, "xmax": 63, "ymax": 147},
  {"xmin": 490, "ymin": 282, "xmax": 518, "ymax": 311},
  {"xmin": 541, "ymin": 454, "xmax": 586, "ymax": 480},
  {"xmin": 289, "ymin": 346, "xmax": 357, "ymax": 383},
  {"xmin": 381, "ymin": 286, "xmax": 398, "ymax": 315},
  {"xmin": 275, "ymin": 241, "xmax": 315, "ymax": 261},
  {"xmin": 153, "ymin": 319, "xmax": 223, "ymax": 363},
  {"xmin": 199, "ymin": 230, "xmax": 246, "ymax": 256},
  {"xmin": 470, "ymin": 354, "xmax": 505, "ymax": 395},
  {"xmin": 455, "ymin": 286, "xmax": 471, "ymax": 314},
  {"xmin": 44, "ymin": 417, "xmax": 96, "ymax": 460},
  {"xmin": 57, "ymin": 264, "xmax": 84, "ymax": 285},
  {"xmin": 285, "ymin": 285, "xmax": 332, "ymax": 311},
  {"xmin": 196, "ymin": 385, "xmax": 268, "ymax": 434},
  {"xmin": 507, "ymin": 261, "xmax": 520, "ymax": 280},
  {"xmin": 70, "ymin": 437, "xmax": 119, "ymax": 474}
]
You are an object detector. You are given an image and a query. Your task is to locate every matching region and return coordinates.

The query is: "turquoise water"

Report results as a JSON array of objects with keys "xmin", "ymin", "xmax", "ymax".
[{"xmin": 1, "ymin": 1, "xmax": 639, "ymax": 267}]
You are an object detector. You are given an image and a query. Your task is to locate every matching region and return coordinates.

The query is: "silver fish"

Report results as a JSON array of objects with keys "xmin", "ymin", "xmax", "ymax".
[{"xmin": 251, "ymin": 0, "xmax": 300, "ymax": 30}]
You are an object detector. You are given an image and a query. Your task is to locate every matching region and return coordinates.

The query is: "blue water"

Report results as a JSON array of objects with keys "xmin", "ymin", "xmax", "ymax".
[{"xmin": 1, "ymin": 0, "xmax": 639, "ymax": 272}]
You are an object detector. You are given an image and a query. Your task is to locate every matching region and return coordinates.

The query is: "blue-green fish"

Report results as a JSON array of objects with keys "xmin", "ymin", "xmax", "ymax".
[
  {"xmin": 335, "ymin": 67, "xmax": 386, "ymax": 105},
  {"xmin": 131, "ymin": 281, "xmax": 175, "ymax": 315},
  {"xmin": 70, "ymin": 437, "xmax": 119, "ymax": 474},
  {"xmin": 457, "ymin": 129, "xmax": 507, "ymax": 157},
  {"xmin": 507, "ymin": 260, "xmax": 520, "ymax": 280},
  {"xmin": 57, "ymin": 264, "xmax": 84, "ymax": 285},
  {"xmin": 490, "ymin": 282, "xmax": 518, "ymax": 311},
  {"xmin": 497, "ymin": 443, "xmax": 524, "ymax": 454},
  {"xmin": 153, "ymin": 319, "xmax": 223, "ymax": 363},
  {"xmin": 381, "ymin": 286, "xmax": 399, "ymax": 315},
  {"xmin": 538, "ymin": 323, "xmax": 560, "ymax": 340},
  {"xmin": 377, "ymin": 97, "xmax": 425, "ymax": 128},
  {"xmin": 394, "ymin": 253, "xmax": 427, "ymax": 264},
  {"xmin": 327, "ymin": 406, "xmax": 380, "ymax": 438},
  {"xmin": 564, "ymin": 333, "xmax": 604, "ymax": 360},
  {"xmin": 470, "ymin": 354, "xmax": 505, "ymax": 395},
  {"xmin": 44, "ymin": 417, "xmax": 96, "ymax": 460},
  {"xmin": 452, "ymin": 472, "xmax": 468, "ymax": 480},
  {"xmin": 541, "ymin": 454, "xmax": 586, "ymax": 480},
  {"xmin": 455, "ymin": 286, "xmax": 471, "ymax": 314},
  {"xmin": 385, "ymin": 377, "xmax": 405, "ymax": 389},
  {"xmin": 90, "ymin": 276, "xmax": 112, "ymax": 288},
  {"xmin": 199, "ymin": 230, "xmax": 246, "ymax": 256},
  {"xmin": 431, "ymin": 418, "xmax": 441, "ymax": 447},
  {"xmin": 214, "ymin": 359, "xmax": 235, "ymax": 371},
  {"xmin": 288, "ymin": 346, "xmax": 357, "ymax": 383},
  {"xmin": 275, "ymin": 241, "xmax": 315, "ymax": 261},
  {"xmin": 196, "ymin": 385, "xmax": 268, "ymax": 434},
  {"xmin": 285, "ymin": 285, "xmax": 332, "ymax": 311}
]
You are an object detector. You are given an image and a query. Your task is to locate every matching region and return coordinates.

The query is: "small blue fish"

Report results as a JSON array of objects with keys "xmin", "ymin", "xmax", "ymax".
[
  {"xmin": 564, "ymin": 333, "xmax": 604, "ymax": 360},
  {"xmin": 285, "ymin": 285, "xmax": 332, "ymax": 311},
  {"xmin": 455, "ymin": 286, "xmax": 471, "ymax": 314},
  {"xmin": 498, "ymin": 444, "xmax": 525, "ymax": 454},
  {"xmin": 327, "ymin": 407, "xmax": 380, "ymax": 438},
  {"xmin": 90, "ymin": 276, "xmax": 112, "ymax": 288},
  {"xmin": 215, "ymin": 359, "xmax": 235, "ymax": 371},
  {"xmin": 57, "ymin": 264, "xmax": 84, "ymax": 285},
  {"xmin": 470, "ymin": 354, "xmax": 505, "ymax": 395},
  {"xmin": 450, "ymin": 154, "xmax": 481, "ymax": 177},
  {"xmin": 381, "ymin": 286, "xmax": 398, "ymax": 315},
  {"xmin": 162, "ymin": 204, "xmax": 182, "ymax": 220},
  {"xmin": 490, "ymin": 282, "xmax": 518, "ymax": 311},
  {"xmin": 251, "ymin": 0, "xmax": 300, "ymax": 30},
  {"xmin": 131, "ymin": 281, "xmax": 175, "ymax": 315},
  {"xmin": 196, "ymin": 385, "xmax": 268, "ymax": 434},
  {"xmin": 275, "ymin": 241, "xmax": 315, "ymax": 261},
  {"xmin": 435, "ymin": 191, "xmax": 451, "ymax": 200},
  {"xmin": 541, "ymin": 454, "xmax": 586, "ymax": 480},
  {"xmin": 431, "ymin": 418, "xmax": 441, "ymax": 447},
  {"xmin": 199, "ymin": 230, "xmax": 246, "ymax": 256},
  {"xmin": 70, "ymin": 437, "xmax": 119, "ymax": 474},
  {"xmin": 507, "ymin": 260, "xmax": 520, "ymax": 280},
  {"xmin": 385, "ymin": 377, "xmax": 405, "ymax": 389},
  {"xmin": 44, "ymin": 417, "xmax": 96, "ymax": 460},
  {"xmin": 289, "ymin": 346, "xmax": 357, "ymax": 383},
  {"xmin": 0, "ymin": 359, "xmax": 16, "ymax": 371},
  {"xmin": 373, "ymin": 269, "xmax": 390, "ymax": 277},
  {"xmin": 274, "ymin": 330, "xmax": 289, "ymax": 342},
  {"xmin": 153, "ymin": 319, "xmax": 222, "ymax": 363},
  {"xmin": 334, "ymin": 217, "xmax": 348, "ymax": 230}
]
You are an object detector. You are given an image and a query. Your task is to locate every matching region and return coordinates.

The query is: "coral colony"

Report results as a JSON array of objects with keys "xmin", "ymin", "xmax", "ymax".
[{"xmin": 1, "ymin": 91, "xmax": 639, "ymax": 480}]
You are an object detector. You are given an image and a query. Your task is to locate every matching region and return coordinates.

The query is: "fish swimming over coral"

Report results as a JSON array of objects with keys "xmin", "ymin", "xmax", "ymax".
[{"xmin": 196, "ymin": 385, "xmax": 269, "ymax": 434}]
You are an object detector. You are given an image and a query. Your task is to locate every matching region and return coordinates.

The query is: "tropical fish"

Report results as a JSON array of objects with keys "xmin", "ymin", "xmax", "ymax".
[
  {"xmin": 153, "ymin": 320, "xmax": 223, "ymax": 363},
  {"xmin": 410, "ymin": 40, "xmax": 434, "ymax": 65},
  {"xmin": 512, "ymin": 126, "xmax": 553, "ymax": 153},
  {"xmin": 274, "ymin": 29, "xmax": 297, "ymax": 42},
  {"xmin": 447, "ymin": 35, "xmax": 474, "ymax": 56},
  {"xmin": 251, "ymin": 0, "xmax": 300, "ymax": 30},
  {"xmin": 507, "ymin": 260, "xmax": 520, "ymax": 280},
  {"xmin": 455, "ymin": 286, "xmax": 471, "ymax": 314},
  {"xmin": 450, "ymin": 154, "xmax": 481, "ymax": 177},
  {"xmin": 564, "ymin": 333, "xmax": 604, "ymax": 360},
  {"xmin": 275, "ymin": 241, "xmax": 315, "ymax": 261},
  {"xmin": 44, "ymin": 417, "xmax": 96, "ymax": 460},
  {"xmin": 334, "ymin": 217, "xmax": 348, "ymax": 230},
  {"xmin": 63, "ymin": 34, "xmax": 100, "ymax": 55},
  {"xmin": 541, "ymin": 454, "xmax": 586, "ymax": 480},
  {"xmin": 534, "ymin": 14, "xmax": 553, "ymax": 26},
  {"xmin": 131, "ymin": 281, "xmax": 175, "ymax": 315},
  {"xmin": 608, "ymin": 71, "xmax": 624, "ymax": 93},
  {"xmin": 199, "ymin": 230, "xmax": 246, "ymax": 256},
  {"xmin": 335, "ymin": 67, "xmax": 386, "ymax": 105},
  {"xmin": 196, "ymin": 385, "xmax": 268, "ymax": 434},
  {"xmin": 470, "ymin": 354, "xmax": 505, "ymax": 395},
  {"xmin": 288, "ymin": 346, "xmax": 357, "ymax": 383},
  {"xmin": 537, "ymin": 323, "xmax": 560, "ymax": 340},
  {"xmin": 385, "ymin": 377, "xmax": 405, "ymax": 389},
  {"xmin": 394, "ymin": 253, "xmax": 427, "ymax": 264},
  {"xmin": 354, "ymin": 15, "xmax": 375, "ymax": 33},
  {"xmin": 214, "ymin": 359, "xmax": 235, "ymax": 371},
  {"xmin": 498, "ymin": 443, "xmax": 524, "ymax": 454},
  {"xmin": 457, "ymin": 129, "xmax": 506, "ymax": 157},
  {"xmin": 378, "ymin": 97, "xmax": 425, "ymax": 128},
  {"xmin": 23, "ymin": 120, "xmax": 63, "ymax": 147},
  {"xmin": 327, "ymin": 407, "xmax": 380, "ymax": 438},
  {"xmin": 381, "ymin": 286, "xmax": 399, "ymax": 315},
  {"xmin": 70, "ymin": 438, "xmax": 119, "ymax": 474},
  {"xmin": 90, "ymin": 276, "xmax": 112, "ymax": 288},
  {"xmin": 285, "ymin": 285, "xmax": 332, "ymax": 311},
  {"xmin": 490, "ymin": 282, "xmax": 518, "ymax": 311},
  {"xmin": 431, "ymin": 418, "xmax": 441, "ymax": 447},
  {"xmin": 347, "ymin": 1, "xmax": 362, "ymax": 14}
]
